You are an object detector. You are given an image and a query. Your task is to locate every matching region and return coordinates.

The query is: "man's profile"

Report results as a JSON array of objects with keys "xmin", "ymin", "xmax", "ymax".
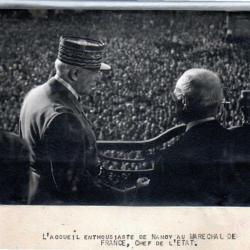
[{"xmin": 19, "ymin": 36, "xmax": 111, "ymax": 204}]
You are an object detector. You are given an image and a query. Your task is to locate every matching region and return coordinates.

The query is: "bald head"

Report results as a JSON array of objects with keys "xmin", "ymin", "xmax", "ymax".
[{"xmin": 174, "ymin": 69, "xmax": 223, "ymax": 121}]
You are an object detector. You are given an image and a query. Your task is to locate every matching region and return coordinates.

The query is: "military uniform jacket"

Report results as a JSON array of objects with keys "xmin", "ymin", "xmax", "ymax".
[{"xmin": 19, "ymin": 77, "xmax": 99, "ymax": 203}]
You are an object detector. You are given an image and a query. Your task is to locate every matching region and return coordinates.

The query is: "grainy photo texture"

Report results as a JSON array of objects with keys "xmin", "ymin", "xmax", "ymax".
[{"xmin": 0, "ymin": 10, "xmax": 250, "ymax": 205}]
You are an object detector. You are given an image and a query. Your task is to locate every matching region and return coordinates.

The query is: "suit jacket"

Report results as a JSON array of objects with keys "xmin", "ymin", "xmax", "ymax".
[
  {"xmin": 19, "ymin": 77, "xmax": 99, "ymax": 203},
  {"xmin": 231, "ymin": 124, "xmax": 250, "ymax": 161},
  {"xmin": 152, "ymin": 120, "xmax": 233, "ymax": 205},
  {"xmin": 229, "ymin": 124, "xmax": 250, "ymax": 205},
  {"xmin": 0, "ymin": 131, "xmax": 30, "ymax": 204}
]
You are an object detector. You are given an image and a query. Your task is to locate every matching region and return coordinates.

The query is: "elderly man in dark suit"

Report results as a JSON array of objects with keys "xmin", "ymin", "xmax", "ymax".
[
  {"xmin": 154, "ymin": 68, "xmax": 233, "ymax": 205},
  {"xmin": 19, "ymin": 36, "xmax": 111, "ymax": 204}
]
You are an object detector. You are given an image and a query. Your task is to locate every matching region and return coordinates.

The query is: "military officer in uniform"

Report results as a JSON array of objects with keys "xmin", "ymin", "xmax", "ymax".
[{"xmin": 19, "ymin": 36, "xmax": 111, "ymax": 204}]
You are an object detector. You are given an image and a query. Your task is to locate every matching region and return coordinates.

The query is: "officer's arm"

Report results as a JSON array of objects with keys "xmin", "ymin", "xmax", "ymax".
[{"xmin": 44, "ymin": 113, "xmax": 86, "ymax": 196}]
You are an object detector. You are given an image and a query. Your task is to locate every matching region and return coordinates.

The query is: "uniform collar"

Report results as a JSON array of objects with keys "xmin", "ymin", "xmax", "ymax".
[
  {"xmin": 186, "ymin": 117, "xmax": 216, "ymax": 132},
  {"xmin": 54, "ymin": 74, "xmax": 79, "ymax": 101}
]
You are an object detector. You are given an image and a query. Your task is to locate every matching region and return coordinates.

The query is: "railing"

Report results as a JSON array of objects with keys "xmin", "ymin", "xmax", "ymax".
[
  {"xmin": 96, "ymin": 124, "xmax": 186, "ymax": 193},
  {"xmin": 97, "ymin": 124, "xmax": 186, "ymax": 151}
]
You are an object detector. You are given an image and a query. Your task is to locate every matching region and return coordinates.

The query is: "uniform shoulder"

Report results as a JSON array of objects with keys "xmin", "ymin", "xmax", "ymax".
[
  {"xmin": 43, "ymin": 111, "xmax": 84, "ymax": 145},
  {"xmin": 46, "ymin": 106, "xmax": 82, "ymax": 133},
  {"xmin": 24, "ymin": 84, "xmax": 44, "ymax": 99},
  {"xmin": 39, "ymin": 103, "xmax": 75, "ymax": 125}
]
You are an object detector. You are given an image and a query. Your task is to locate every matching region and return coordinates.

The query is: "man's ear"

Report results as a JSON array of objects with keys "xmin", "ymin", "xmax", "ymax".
[{"xmin": 69, "ymin": 68, "xmax": 78, "ymax": 82}]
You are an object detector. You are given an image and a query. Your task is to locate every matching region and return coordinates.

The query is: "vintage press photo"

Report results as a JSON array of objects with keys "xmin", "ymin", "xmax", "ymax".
[
  {"xmin": 1, "ymin": 7, "xmax": 250, "ymax": 249},
  {"xmin": 0, "ymin": 9, "xmax": 250, "ymax": 206}
]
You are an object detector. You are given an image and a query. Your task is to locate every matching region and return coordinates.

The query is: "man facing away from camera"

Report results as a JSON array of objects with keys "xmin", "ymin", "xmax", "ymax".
[
  {"xmin": 19, "ymin": 36, "xmax": 111, "ymax": 204},
  {"xmin": 153, "ymin": 68, "xmax": 234, "ymax": 205}
]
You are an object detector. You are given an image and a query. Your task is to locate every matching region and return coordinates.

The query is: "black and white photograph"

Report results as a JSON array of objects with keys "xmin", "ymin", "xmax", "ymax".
[{"xmin": 0, "ymin": 7, "xmax": 250, "ymax": 207}]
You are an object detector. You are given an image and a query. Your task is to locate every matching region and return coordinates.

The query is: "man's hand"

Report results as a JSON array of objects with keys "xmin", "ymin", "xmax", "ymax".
[{"xmin": 136, "ymin": 177, "xmax": 150, "ymax": 189}]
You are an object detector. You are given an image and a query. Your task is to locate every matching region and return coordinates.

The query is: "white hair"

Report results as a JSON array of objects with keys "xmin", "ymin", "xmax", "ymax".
[
  {"xmin": 54, "ymin": 59, "xmax": 75, "ymax": 78},
  {"xmin": 174, "ymin": 68, "xmax": 223, "ymax": 109}
]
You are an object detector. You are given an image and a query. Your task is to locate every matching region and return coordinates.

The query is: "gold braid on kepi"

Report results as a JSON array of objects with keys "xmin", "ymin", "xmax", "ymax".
[{"xmin": 57, "ymin": 36, "xmax": 111, "ymax": 71}]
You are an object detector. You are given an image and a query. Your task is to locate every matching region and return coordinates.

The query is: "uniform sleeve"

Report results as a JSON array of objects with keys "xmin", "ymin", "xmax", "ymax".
[{"xmin": 43, "ymin": 112, "xmax": 89, "ymax": 197}]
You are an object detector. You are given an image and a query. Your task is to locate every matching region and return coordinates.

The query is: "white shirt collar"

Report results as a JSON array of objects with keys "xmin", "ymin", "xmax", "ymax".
[
  {"xmin": 54, "ymin": 74, "xmax": 79, "ymax": 101},
  {"xmin": 186, "ymin": 117, "xmax": 216, "ymax": 132}
]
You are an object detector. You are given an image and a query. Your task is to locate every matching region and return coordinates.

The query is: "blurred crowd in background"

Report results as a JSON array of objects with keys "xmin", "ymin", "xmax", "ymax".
[{"xmin": 0, "ymin": 10, "xmax": 249, "ymax": 141}]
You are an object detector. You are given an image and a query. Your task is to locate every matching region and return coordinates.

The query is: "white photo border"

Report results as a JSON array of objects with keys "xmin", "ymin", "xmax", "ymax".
[{"xmin": 0, "ymin": 0, "xmax": 250, "ymax": 11}]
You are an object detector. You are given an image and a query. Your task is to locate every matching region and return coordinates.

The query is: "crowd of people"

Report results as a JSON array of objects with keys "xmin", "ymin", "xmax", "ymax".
[
  {"xmin": 0, "ymin": 10, "xmax": 250, "ymax": 204},
  {"xmin": 0, "ymin": 11, "xmax": 249, "ymax": 141}
]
